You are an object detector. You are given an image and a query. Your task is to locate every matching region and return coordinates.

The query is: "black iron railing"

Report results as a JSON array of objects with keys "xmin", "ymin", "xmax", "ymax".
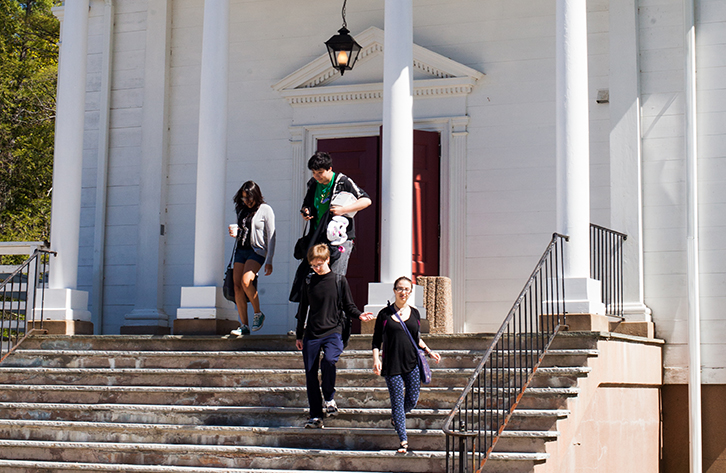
[
  {"xmin": 443, "ymin": 234, "xmax": 568, "ymax": 472},
  {"xmin": 590, "ymin": 224, "xmax": 627, "ymax": 319},
  {"xmin": 0, "ymin": 248, "xmax": 55, "ymax": 362}
]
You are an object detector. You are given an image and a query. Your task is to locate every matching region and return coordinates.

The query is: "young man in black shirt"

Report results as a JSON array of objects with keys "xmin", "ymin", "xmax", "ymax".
[
  {"xmin": 300, "ymin": 151, "xmax": 371, "ymax": 276},
  {"xmin": 295, "ymin": 244, "xmax": 373, "ymax": 428}
]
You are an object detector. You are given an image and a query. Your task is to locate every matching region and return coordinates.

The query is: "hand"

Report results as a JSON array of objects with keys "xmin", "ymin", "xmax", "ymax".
[
  {"xmin": 373, "ymin": 359, "xmax": 382, "ymax": 375},
  {"xmin": 330, "ymin": 205, "xmax": 346, "ymax": 216},
  {"xmin": 295, "ymin": 339, "xmax": 303, "ymax": 350},
  {"xmin": 264, "ymin": 264, "xmax": 273, "ymax": 276},
  {"xmin": 359, "ymin": 312, "xmax": 374, "ymax": 322},
  {"xmin": 429, "ymin": 351, "xmax": 441, "ymax": 364},
  {"xmin": 301, "ymin": 208, "xmax": 313, "ymax": 220}
]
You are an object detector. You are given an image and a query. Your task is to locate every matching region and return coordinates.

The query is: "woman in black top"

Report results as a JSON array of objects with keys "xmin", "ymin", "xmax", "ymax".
[{"xmin": 371, "ymin": 276, "xmax": 441, "ymax": 453}]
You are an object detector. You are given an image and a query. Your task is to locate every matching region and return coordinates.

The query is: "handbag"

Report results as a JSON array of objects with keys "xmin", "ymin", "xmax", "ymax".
[
  {"xmin": 223, "ymin": 239, "xmax": 237, "ymax": 302},
  {"xmin": 392, "ymin": 306, "xmax": 432, "ymax": 385},
  {"xmin": 293, "ymin": 221, "xmax": 311, "ymax": 260}
]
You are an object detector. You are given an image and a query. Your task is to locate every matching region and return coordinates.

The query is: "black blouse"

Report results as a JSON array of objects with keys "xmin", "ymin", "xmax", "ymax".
[{"xmin": 371, "ymin": 305, "xmax": 421, "ymax": 377}]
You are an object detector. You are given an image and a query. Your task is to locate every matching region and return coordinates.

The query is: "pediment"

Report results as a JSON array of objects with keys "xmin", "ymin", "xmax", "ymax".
[{"xmin": 272, "ymin": 27, "xmax": 484, "ymax": 105}]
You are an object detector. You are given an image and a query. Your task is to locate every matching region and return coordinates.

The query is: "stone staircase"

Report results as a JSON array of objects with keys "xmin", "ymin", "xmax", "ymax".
[{"xmin": 0, "ymin": 333, "xmax": 599, "ymax": 472}]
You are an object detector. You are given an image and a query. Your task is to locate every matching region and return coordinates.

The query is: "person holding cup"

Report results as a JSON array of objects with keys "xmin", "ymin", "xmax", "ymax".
[{"xmin": 228, "ymin": 181, "xmax": 275, "ymax": 335}]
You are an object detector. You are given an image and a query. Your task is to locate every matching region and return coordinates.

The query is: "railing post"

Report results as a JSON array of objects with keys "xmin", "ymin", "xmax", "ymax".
[{"xmin": 458, "ymin": 420, "xmax": 467, "ymax": 473}]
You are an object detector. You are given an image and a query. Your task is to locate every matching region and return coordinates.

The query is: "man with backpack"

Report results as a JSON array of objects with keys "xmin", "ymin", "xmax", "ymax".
[
  {"xmin": 295, "ymin": 244, "xmax": 373, "ymax": 428},
  {"xmin": 299, "ymin": 151, "xmax": 371, "ymax": 276}
]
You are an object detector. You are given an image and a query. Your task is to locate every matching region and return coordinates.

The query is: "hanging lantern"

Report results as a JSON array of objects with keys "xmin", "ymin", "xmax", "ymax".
[{"xmin": 324, "ymin": 1, "xmax": 361, "ymax": 75}]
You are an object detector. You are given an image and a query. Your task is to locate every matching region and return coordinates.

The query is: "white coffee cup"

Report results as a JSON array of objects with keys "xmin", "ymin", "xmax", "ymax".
[{"xmin": 229, "ymin": 224, "xmax": 239, "ymax": 237}]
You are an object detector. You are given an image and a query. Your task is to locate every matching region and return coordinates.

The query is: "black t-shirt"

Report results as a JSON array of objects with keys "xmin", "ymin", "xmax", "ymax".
[
  {"xmin": 371, "ymin": 305, "xmax": 421, "ymax": 377},
  {"xmin": 295, "ymin": 271, "xmax": 361, "ymax": 340}
]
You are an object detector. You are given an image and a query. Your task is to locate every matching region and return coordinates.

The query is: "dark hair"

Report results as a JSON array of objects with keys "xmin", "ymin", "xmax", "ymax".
[
  {"xmin": 308, "ymin": 243, "xmax": 330, "ymax": 263},
  {"xmin": 308, "ymin": 151, "xmax": 333, "ymax": 171},
  {"xmin": 393, "ymin": 276, "xmax": 413, "ymax": 290},
  {"xmin": 233, "ymin": 180, "xmax": 264, "ymax": 213}
]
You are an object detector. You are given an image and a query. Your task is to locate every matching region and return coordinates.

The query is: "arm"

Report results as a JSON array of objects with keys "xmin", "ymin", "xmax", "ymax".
[
  {"xmin": 330, "ymin": 197, "xmax": 372, "ymax": 217},
  {"xmin": 300, "ymin": 178, "xmax": 317, "ymax": 221},
  {"xmin": 263, "ymin": 204, "xmax": 275, "ymax": 275},
  {"xmin": 295, "ymin": 283, "xmax": 309, "ymax": 346},
  {"xmin": 371, "ymin": 309, "xmax": 386, "ymax": 375}
]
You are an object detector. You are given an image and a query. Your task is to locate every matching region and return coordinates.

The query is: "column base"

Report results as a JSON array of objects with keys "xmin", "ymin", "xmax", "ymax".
[
  {"xmin": 122, "ymin": 308, "xmax": 170, "ymax": 335},
  {"xmin": 563, "ymin": 278, "xmax": 606, "ymax": 315},
  {"xmin": 175, "ymin": 286, "xmax": 238, "ymax": 335},
  {"xmin": 30, "ymin": 320, "xmax": 94, "ymax": 335},
  {"xmin": 364, "ymin": 282, "xmax": 428, "ymax": 332},
  {"xmin": 621, "ymin": 302, "xmax": 653, "ymax": 322},
  {"xmin": 38, "ymin": 289, "xmax": 92, "ymax": 322}
]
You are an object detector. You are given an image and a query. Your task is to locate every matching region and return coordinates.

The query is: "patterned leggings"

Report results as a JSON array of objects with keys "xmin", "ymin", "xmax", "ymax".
[{"xmin": 385, "ymin": 364, "xmax": 421, "ymax": 443}]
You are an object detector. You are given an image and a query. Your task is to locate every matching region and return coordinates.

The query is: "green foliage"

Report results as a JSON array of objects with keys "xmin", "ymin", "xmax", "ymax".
[{"xmin": 0, "ymin": 0, "xmax": 59, "ymax": 244}]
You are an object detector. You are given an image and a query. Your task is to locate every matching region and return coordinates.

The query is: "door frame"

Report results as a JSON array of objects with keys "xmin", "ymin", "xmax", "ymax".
[{"xmin": 288, "ymin": 116, "xmax": 468, "ymax": 332}]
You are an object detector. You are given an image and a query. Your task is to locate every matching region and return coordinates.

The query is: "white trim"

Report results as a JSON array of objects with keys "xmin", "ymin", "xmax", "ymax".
[
  {"xmin": 288, "ymin": 116, "xmax": 468, "ymax": 330},
  {"xmin": 272, "ymin": 26, "xmax": 484, "ymax": 106}
]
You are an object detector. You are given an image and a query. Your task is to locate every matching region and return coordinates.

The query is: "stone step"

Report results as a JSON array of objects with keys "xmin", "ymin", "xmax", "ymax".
[
  {"xmin": 0, "ymin": 459, "xmax": 390, "ymax": 473},
  {"xmin": 17, "ymin": 334, "xmax": 498, "ymax": 352},
  {"xmin": 0, "ymin": 401, "xmax": 568, "ymax": 432},
  {"xmin": 0, "ymin": 383, "xmax": 577, "ymax": 411},
  {"xmin": 0, "ymin": 384, "xmax": 462, "ymax": 409},
  {"xmin": 0, "ymin": 367, "xmax": 472, "ymax": 388},
  {"xmin": 0, "ymin": 418, "xmax": 559, "ymax": 454},
  {"xmin": 0, "ymin": 439, "xmax": 447, "ymax": 472},
  {"xmin": 3, "ymin": 349, "xmax": 486, "ymax": 370},
  {"xmin": 0, "ymin": 365, "xmax": 589, "ymax": 389},
  {"xmin": 481, "ymin": 452, "xmax": 550, "ymax": 473},
  {"xmin": 0, "ymin": 419, "xmax": 444, "ymax": 451}
]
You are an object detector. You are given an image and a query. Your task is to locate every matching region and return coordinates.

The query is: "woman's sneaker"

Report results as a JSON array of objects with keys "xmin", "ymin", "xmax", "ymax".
[
  {"xmin": 304, "ymin": 417, "xmax": 323, "ymax": 429},
  {"xmin": 251, "ymin": 312, "xmax": 265, "ymax": 332},
  {"xmin": 323, "ymin": 399, "xmax": 339, "ymax": 417},
  {"xmin": 230, "ymin": 325, "xmax": 250, "ymax": 336}
]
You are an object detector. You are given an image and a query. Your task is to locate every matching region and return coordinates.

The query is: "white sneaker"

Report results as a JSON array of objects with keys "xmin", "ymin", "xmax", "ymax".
[
  {"xmin": 230, "ymin": 325, "xmax": 250, "ymax": 336},
  {"xmin": 323, "ymin": 399, "xmax": 339, "ymax": 417}
]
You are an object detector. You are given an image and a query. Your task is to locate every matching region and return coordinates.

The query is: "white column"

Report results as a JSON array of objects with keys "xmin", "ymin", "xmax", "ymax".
[
  {"xmin": 365, "ymin": 0, "xmax": 425, "ymax": 317},
  {"xmin": 176, "ymin": 0, "xmax": 236, "ymax": 329},
  {"xmin": 49, "ymin": 0, "xmax": 89, "ymax": 291},
  {"xmin": 44, "ymin": 2, "xmax": 92, "ymax": 326},
  {"xmin": 609, "ymin": 0, "xmax": 651, "ymax": 321},
  {"xmin": 380, "ymin": 0, "xmax": 414, "ymax": 283},
  {"xmin": 123, "ymin": 0, "xmax": 171, "ymax": 334},
  {"xmin": 555, "ymin": 0, "xmax": 603, "ymax": 314}
]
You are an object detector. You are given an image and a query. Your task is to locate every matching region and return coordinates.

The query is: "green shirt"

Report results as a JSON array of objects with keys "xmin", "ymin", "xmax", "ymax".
[{"xmin": 313, "ymin": 172, "xmax": 335, "ymax": 228}]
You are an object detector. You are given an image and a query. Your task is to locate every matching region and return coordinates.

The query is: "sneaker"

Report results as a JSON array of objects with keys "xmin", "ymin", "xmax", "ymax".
[
  {"xmin": 323, "ymin": 399, "xmax": 339, "ymax": 417},
  {"xmin": 251, "ymin": 312, "xmax": 265, "ymax": 332},
  {"xmin": 230, "ymin": 325, "xmax": 250, "ymax": 336},
  {"xmin": 304, "ymin": 417, "xmax": 323, "ymax": 429}
]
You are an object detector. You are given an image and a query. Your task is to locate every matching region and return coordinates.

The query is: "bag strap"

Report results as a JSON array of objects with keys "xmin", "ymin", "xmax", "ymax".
[
  {"xmin": 227, "ymin": 237, "xmax": 237, "ymax": 270},
  {"xmin": 390, "ymin": 303, "xmax": 419, "ymax": 351}
]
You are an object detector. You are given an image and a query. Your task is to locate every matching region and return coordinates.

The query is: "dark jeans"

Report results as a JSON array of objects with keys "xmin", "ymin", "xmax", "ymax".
[{"xmin": 302, "ymin": 332, "xmax": 344, "ymax": 418}]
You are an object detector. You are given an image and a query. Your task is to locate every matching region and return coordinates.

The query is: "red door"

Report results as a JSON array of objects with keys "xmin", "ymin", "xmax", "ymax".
[{"xmin": 317, "ymin": 131, "xmax": 440, "ymax": 327}]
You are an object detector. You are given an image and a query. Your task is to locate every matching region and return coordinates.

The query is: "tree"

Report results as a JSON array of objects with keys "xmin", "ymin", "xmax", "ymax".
[{"xmin": 0, "ymin": 0, "xmax": 59, "ymax": 245}]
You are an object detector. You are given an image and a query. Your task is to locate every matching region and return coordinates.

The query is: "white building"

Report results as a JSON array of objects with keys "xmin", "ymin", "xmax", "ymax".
[{"xmin": 47, "ymin": 0, "xmax": 725, "ymax": 468}]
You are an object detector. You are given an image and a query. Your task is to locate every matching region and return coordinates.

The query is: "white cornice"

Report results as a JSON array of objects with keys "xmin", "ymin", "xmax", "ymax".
[{"xmin": 273, "ymin": 26, "xmax": 484, "ymax": 105}]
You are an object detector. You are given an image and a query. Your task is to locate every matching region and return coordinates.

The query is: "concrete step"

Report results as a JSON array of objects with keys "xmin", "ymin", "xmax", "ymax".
[
  {"xmin": 17, "ymin": 333, "xmax": 498, "ymax": 352},
  {"xmin": 0, "ymin": 402, "xmax": 450, "ymax": 429},
  {"xmin": 3, "ymin": 349, "xmax": 486, "ymax": 370},
  {"xmin": 0, "ymin": 366, "xmax": 472, "ymax": 388},
  {"xmin": 0, "ymin": 418, "xmax": 561, "ymax": 454},
  {"xmin": 0, "ymin": 439, "xmax": 447, "ymax": 472},
  {"xmin": 0, "ymin": 459, "xmax": 390, "ymax": 473},
  {"xmin": 0, "ymin": 384, "xmax": 462, "ymax": 409},
  {"xmin": 0, "ymin": 365, "xmax": 588, "ymax": 390},
  {"xmin": 0, "ymin": 419, "xmax": 445, "ymax": 451},
  {"xmin": 0, "ymin": 401, "xmax": 569, "ymax": 432}
]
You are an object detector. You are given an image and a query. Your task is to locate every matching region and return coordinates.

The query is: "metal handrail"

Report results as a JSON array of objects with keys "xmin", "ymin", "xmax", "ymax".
[
  {"xmin": 442, "ymin": 233, "xmax": 568, "ymax": 473},
  {"xmin": 0, "ymin": 248, "xmax": 56, "ymax": 363},
  {"xmin": 590, "ymin": 224, "xmax": 627, "ymax": 319}
]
